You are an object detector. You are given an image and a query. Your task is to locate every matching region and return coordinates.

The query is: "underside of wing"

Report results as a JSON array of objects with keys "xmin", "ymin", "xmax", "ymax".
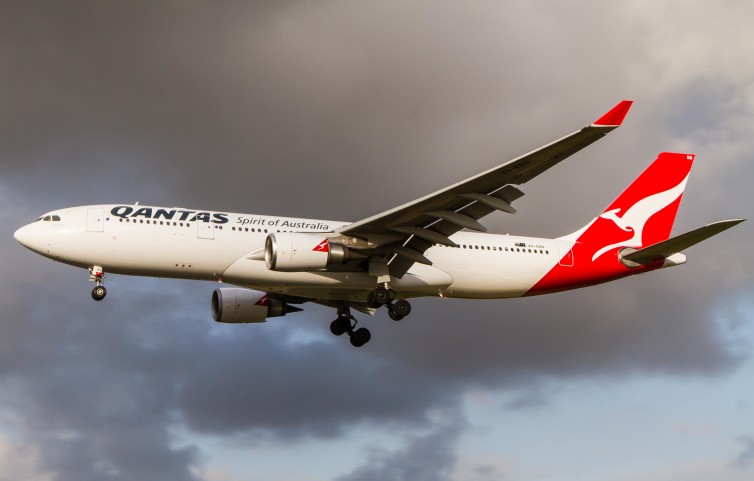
[{"xmin": 336, "ymin": 100, "xmax": 634, "ymax": 278}]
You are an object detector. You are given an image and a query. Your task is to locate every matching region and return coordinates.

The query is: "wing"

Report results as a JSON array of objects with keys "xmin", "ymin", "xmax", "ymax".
[{"xmin": 336, "ymin": 100, "xmax": 634, "ymax": 278}]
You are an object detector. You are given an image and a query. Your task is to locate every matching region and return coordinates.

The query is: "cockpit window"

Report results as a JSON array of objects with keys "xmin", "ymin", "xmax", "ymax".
[{"xmin": 35, "ymin": 215, "xmax": 61, "ymax": 222}]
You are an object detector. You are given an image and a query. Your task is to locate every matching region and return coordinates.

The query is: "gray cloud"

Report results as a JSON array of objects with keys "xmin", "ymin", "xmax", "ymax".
[
  {"xmin": 1, "ymin": 1, "xmax": 753, "ymax": 479},
  {"xmin": 336, "ymin": 408, "xmax": 465, "ymax": 481},
  {"xmin": 733, "ymin": 436, "xmax": 754, "ymax": 469}
]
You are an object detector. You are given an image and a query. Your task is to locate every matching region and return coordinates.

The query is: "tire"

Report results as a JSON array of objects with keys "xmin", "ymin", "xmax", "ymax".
[
  {"xmin": 388, "ymin": 309, "xmax": 404, "ymax": 321},
  {"xmin": 91, "ymin": 286, "xmax": 107, "ymax": 301},
  {"xmin": 329, "ymin": 316, "xmax": 350, "ymax": 336},
  {"xmin": 350, "ymin": 327, "xmax": 371, "ymax": 347},
  {"xmin": 392, "ymin": 299, "xmax": 411, "ymax": 317},
  {"xmin": 374, "ymin": 286, "xmax": 390, "ymax": 305},
  {"xmin": 366, "ymin": 292, "xmax": 380, "ymax": 308}
]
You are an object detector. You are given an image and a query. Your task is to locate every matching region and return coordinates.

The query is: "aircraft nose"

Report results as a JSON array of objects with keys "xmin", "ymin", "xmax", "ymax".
[
  {"xmin": 14, "ymin": 224, "xmax": 30, "ymax": 246},
  {"xmin": 14, "ymin": 224, "xmax": 46, "ymax": 253}
]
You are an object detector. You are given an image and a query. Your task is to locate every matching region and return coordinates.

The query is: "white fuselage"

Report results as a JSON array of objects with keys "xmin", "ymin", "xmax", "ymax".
[{"xmin": 14, "ymin": 205, "xmax": 572, "ymax": 301}]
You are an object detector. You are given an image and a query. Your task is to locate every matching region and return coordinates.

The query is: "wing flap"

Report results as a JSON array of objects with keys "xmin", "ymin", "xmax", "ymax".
[
  {"xmin": 459, "ymin": 193, "xmax": 516, "ymax": 213},
  {"xmin": 390, "ymin": 226, "xmax": 458, "ymax": 247}
]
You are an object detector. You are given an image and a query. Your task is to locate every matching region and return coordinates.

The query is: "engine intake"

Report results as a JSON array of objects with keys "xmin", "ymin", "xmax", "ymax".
[
  {"xmin": 211, "ymin": 287, "xmax": 289, "ymax": 323},
  {"xmin": 265, "ymin": 232, "xmax": 349, "ymax": 271}
]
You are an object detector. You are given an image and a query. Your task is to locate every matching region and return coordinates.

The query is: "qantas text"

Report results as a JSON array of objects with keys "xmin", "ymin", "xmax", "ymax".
[
  {"xmin": 110, "ymin": 206, "xmax": 331, "ymax": 230},
  {"xmin": 110, "ymin": 206, "xmax": 229, "ymax": 224}
]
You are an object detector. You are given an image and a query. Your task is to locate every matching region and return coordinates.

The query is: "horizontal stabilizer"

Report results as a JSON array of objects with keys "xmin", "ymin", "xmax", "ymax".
[{"xmin": 621, "ymin": 219, "xmax": 745, "ymax": 265}]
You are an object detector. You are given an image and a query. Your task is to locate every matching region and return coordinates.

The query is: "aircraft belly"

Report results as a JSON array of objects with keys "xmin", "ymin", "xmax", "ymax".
[
  {"xmin": 434, "ymin": 251, "xmax": 556, "ymax": 299},
  {"xmin": 221, "ymin": 255, "xmax": 452, "ymax": 300},
  {"xmin": 51, "ymin": 225, "xmax": 241, "ymax": 279}
]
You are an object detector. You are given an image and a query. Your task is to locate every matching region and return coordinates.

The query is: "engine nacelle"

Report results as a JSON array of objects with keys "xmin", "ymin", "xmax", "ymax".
[
  {"xmin": 265, "ymin": 232, "xmax": 349, "ymax": 271},
  {"xmin": 211, "ymin": 287, "xmax": 288, "ymax": 323}
]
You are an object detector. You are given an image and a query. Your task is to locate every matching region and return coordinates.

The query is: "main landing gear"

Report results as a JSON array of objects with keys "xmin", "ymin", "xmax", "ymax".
[
  {"xmin": 366, "ymin": 284, "xmax": 412, "ymax": 321},
  {"xmin": 89, "ymin": 266, "xmax": 107, "ymax": 301},
  {"xmin": 330, "ymin": 304, "xmax": 372, "ymax": 348},
  {"xmin": 329, "ymin": 285, "xmax": 413, "ymax": 348}
]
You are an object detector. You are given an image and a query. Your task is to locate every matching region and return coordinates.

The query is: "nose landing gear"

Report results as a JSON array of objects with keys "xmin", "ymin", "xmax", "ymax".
[{"xmin": 89, "ymin": 266, "xmax": 107, "ymax": 301}]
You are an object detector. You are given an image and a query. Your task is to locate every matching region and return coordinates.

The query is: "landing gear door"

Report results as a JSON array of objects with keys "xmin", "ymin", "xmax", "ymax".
[
  {"xmin": 86, "ymin": 208, "xmax": 104, "ymax": 232},
  {"xmin": 556, "ymin": 241, "xmax": 574, "ymax": 267},
  {"xmin": 197, "ymin": 221, "xmax": 214, "ymax": 240}
]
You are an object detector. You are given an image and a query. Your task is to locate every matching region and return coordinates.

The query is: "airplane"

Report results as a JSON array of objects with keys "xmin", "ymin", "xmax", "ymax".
[{"xmin": 14, "ymin": 100, "xmax": 744, "ymax": 347}]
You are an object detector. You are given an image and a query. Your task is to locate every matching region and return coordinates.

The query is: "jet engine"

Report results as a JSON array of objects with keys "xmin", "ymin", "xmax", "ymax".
[
  {"xmin": 211, "ymin": 287, "xmax": 292, "ymax": 323},
  {"xmin": 264, "ymin": 232, "xmax": 349, "ymax": 271}
]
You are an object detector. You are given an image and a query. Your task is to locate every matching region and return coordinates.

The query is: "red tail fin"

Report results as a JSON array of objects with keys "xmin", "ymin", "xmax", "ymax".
[
  {"xmin": 529, "ymin": 152, "xmax": 694, "ymax": 294},
  {"xmin": 572, "ymin": 152, "xmax": 694, "ymax": 260}
]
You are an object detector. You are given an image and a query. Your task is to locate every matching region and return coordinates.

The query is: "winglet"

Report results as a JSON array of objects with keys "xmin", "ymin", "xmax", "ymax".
[{"xmin": 593, "ymin": 100, "xmax": 633, "ymax": 126}]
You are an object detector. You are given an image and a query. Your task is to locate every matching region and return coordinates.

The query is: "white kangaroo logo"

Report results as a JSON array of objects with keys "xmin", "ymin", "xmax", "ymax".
[{"xmin": 591, "ymin": 174, "xmax": 689, "ymax": 261}]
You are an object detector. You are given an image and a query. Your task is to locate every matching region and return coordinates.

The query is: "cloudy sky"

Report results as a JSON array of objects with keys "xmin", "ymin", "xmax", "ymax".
[{"xmin": 2, "ymin": 1, "xmax": 753, "ymax": 480}]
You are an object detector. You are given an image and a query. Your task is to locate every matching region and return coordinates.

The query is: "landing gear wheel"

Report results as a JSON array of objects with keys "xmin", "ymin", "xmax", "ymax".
[
  {"xmin": 392, "ymin": 299, "xmax": 411, "ymax": 317},
  {"xmin": 374, "ymin": 285, "xmax": 391, "ymax": 305},
  {"xmin": 329, "ymin": 316, "xmax": 351, "ymax": 336},
  {"xmin": 91, "ymin": 285, "xmax": 107, "ymax": 301},
  {"xmin": 366, "ymin": 291, "xmax": 380, "ymax": 308},
  {"xmin": 349, "ymin": 327, "xmax": 371, "ymax": 347},
  {"xmin": 388, "ymin": 309, "xmax": 404, "ymax": 321}
]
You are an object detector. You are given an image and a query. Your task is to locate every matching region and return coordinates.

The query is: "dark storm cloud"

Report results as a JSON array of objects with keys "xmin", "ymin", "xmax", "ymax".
[
  {"xmin": 0, "ymin": 0, "xmax": 627, "ymax": 216},
  {"xmin": 0, "ymin": 278, "xmax": 203, "ymax": 479},
  {"xmin": 1, "ymin": 1, "xmax": 753, "ymax": 480},
  {"xmin": 0, "ymin": 250, "xmax": 466, "ymax": 478},
  {"xmin": 174, "ymin": 318, "xmax": 460, "ymax": 440}
]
